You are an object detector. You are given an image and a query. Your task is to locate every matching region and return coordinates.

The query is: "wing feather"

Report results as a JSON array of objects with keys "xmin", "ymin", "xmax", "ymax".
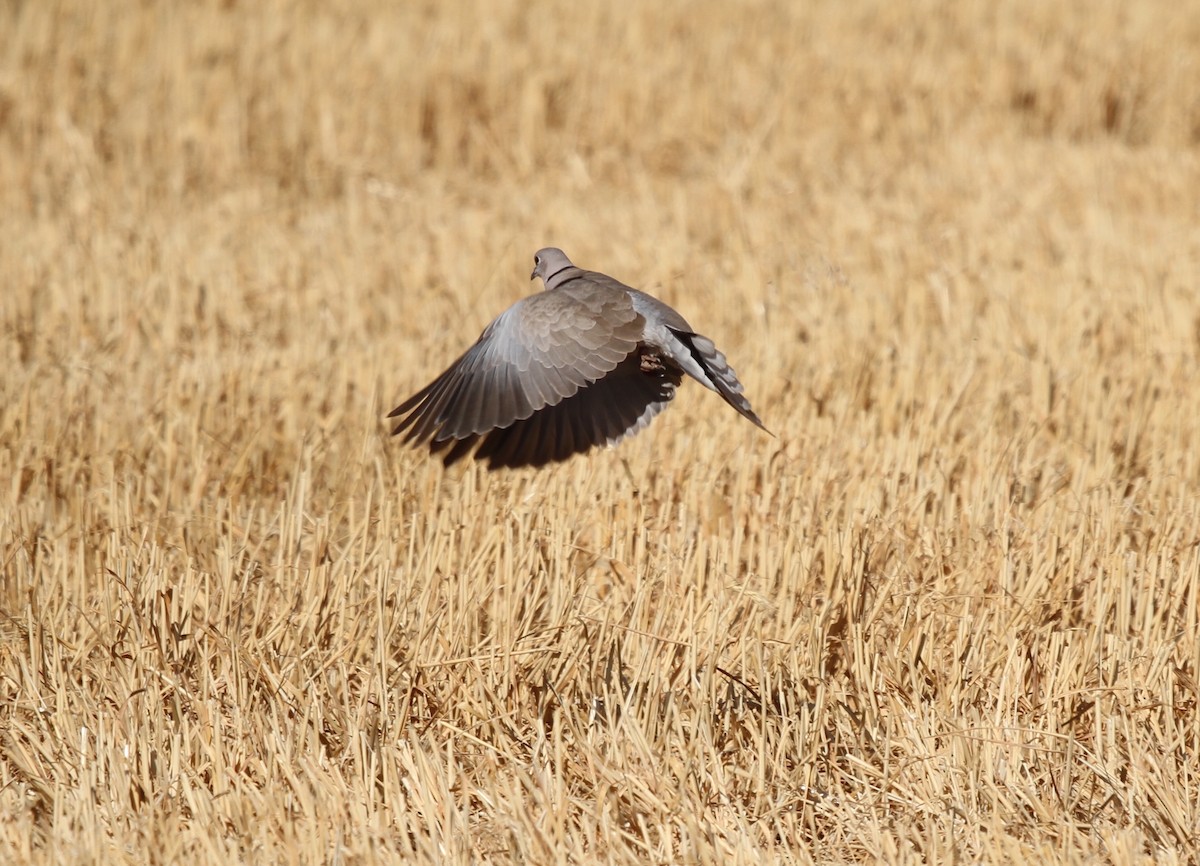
[
  {"xmin": 462, "ymin": 351, "xmax": 682, "ymax": 469},
  {"xmin": 389, "ymin": 287, "xmax": 644, "ymax": 448}
]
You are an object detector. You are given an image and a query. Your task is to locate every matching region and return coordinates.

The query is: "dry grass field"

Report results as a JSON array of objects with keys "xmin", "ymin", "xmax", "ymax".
[{"xmin": 3, "ymin": 0, "xmax": 1200, "ymax": 862}]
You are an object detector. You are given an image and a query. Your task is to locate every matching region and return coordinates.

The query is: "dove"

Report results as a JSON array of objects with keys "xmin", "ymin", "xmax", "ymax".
[{"xmin": 388, "ymin": 248, "xmax": 767, "ymax": 469}]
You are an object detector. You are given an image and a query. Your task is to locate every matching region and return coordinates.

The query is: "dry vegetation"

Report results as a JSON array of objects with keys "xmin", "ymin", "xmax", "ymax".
[{"xmin": 3, "ymin": 0, "xmax": 1200, "ymax": 862}]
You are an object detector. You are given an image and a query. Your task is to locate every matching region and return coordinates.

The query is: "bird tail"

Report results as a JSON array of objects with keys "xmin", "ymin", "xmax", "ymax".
[{"xmin": 669, "ymin": 328, "xmax": 770, "ymax": 433}]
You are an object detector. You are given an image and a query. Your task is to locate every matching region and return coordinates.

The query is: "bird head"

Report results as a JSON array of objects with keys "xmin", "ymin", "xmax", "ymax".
[{"xmin": 531, "ymin": 247, "xmax": 574, "ymax": 288}]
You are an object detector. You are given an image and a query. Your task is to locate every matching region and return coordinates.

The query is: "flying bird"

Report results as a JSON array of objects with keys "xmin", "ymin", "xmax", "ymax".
[{"xmin": 388, "ymin": 248, "xmax": 768, "ymax": 469}]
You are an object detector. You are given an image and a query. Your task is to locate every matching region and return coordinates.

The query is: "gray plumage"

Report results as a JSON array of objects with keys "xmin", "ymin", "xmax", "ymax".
[{"xmin": 388, "ymin": 248, "xmax": 768, "ymax": 469}]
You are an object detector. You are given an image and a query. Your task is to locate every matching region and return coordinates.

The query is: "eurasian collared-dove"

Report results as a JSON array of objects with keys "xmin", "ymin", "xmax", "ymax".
[{"xmin": 389, "ymin": 248, "xmax": 768, "ymax": 468}]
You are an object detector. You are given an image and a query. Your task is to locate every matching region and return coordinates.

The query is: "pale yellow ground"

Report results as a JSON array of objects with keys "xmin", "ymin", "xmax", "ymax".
[{"xmin": 2, "ymin": 1, "xmax": 1199, "ymax": 863}]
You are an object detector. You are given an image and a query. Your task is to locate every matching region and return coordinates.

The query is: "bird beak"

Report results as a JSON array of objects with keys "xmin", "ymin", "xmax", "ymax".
[{"xmin": 530, "ymin": 267, "xmax": 537, "ymax": 281}]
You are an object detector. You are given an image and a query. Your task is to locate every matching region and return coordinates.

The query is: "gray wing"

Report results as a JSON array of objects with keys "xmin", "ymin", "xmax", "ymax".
[
  {"xmin": 390, "ymin": 284, "xmax": 675, "ymax": 467},
  {"xmin": 439, "ymin": 350, "xmax": 683, "ymax": 469}
]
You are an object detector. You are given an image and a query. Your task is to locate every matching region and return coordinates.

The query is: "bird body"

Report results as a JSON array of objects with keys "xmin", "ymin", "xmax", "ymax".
[{"xmin": 389, "ymin": 248, "xmax": 766, "ymax": 468}]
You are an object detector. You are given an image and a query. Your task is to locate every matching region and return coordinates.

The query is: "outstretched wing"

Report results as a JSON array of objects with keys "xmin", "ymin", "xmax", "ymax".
[
  {"xmin": 388, "ymin": 284, "xmax": 645, "ymax": 456},
  {"xmin": 435, "ymin": 349, "xmax": 684, "ymax": 469}
]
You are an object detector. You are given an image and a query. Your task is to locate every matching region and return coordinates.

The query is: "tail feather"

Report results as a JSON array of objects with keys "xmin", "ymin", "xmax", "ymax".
[{"xmin": 671, "ymin": 328, "xmax": 770, "ymax": 433}]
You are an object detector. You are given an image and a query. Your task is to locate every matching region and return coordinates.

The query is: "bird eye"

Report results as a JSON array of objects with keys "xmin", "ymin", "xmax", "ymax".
[{"xmin": 534, "ymin": 255, "xmax": 541, "ymax": 266}]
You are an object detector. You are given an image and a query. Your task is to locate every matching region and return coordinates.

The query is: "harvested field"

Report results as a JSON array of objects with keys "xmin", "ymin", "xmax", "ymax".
[{"xmin": 2, "ymin": 1, "xmax": 1200, "ymax": 862}]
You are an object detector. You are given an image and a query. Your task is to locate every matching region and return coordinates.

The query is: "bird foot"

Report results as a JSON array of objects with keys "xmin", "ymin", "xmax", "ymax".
[{"xmin": 639, "ymin": 349, "xmax": 667, "ymax": 374}]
